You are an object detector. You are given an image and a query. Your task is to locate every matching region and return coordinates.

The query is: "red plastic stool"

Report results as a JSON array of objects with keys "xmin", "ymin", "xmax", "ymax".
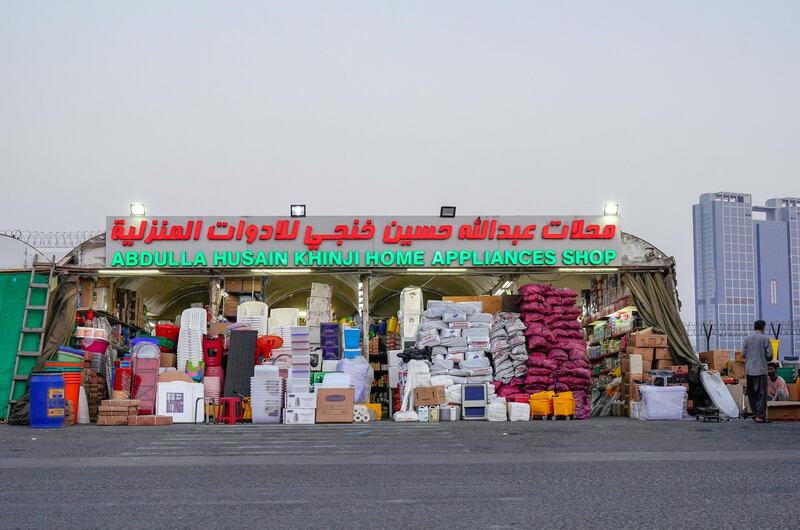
[{"xmin": 215, "ymin": 397, "xmax": 242, "ymax": 425}]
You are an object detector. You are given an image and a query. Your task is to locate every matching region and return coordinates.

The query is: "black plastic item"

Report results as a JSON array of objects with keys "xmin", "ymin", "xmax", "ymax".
[
  {"xmin": 224, "ymin": 329, "xmax": 257, "ymax": 398},
  {"xmin": 397, "ymin": 347, "xmax": 430, "ymax": 364}
]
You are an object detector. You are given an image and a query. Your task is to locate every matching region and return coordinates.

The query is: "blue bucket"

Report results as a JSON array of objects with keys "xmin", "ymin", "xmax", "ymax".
[{"xmin": 30, "ymin": 373, "xmax": 65, "ymax": 428}]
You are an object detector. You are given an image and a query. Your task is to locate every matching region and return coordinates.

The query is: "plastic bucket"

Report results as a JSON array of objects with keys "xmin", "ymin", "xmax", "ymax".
[
  {"xmin": 62, "ymin": 373, "xmax": 82, "ymax": 424},
  {"xmin": 57, "ymin": 352, "xmax": 84, "ymax": 363},
  {"xmin": 155, "ymin": 323, "xmax": 180, "ymax": 344},
  {"xmin": 113, "ymin": 367, "xmax": 133, "ymax": 393},
  {"xmin": 30, "ymin": 373, "xmax": 65, "ymax": 428},
  {"xmin": 81, "ymin": 338, "xmax": 109, "ymax": 354},
  {"xmin": 343, "ymin": 328, "xmax": 360, "ymax": 349}
]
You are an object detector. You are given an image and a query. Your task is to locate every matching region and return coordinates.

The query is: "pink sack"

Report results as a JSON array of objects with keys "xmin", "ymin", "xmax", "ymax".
[
  {"xmin": 521, "ymin": 312, "xmax": 545, "ymax": 323},
  {"xmin": 519, "ymin": 284, "xmax": 552, "ymax": 296},
  {"xmin": 547, "ymin": 382, "xmax": 570, "ymax": 393},
  {"xmin": 526, "ymin": 335, "xmax": 549, "ymax": 351},
  {"xmin": 527, "ymin": 367, "xmax": 553, "ymax": 377},
  {"xmin": 560, "ymin": 359, "xmax": 590, "ymax": 370},
  {"xmin": 519, "ymin": 302, "xmax": 549, "ymax": 313}
]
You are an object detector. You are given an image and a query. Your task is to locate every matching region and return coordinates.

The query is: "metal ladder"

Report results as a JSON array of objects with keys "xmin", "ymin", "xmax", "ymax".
[{"xmin": 6, "ymin": 262, "xmax": 54, "ymax": 419}]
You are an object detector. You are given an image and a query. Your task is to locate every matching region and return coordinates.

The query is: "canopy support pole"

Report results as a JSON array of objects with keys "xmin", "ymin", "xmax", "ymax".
[{"xmin": 360, "ymin": 274, "xmax": 370, "ymax": 350}]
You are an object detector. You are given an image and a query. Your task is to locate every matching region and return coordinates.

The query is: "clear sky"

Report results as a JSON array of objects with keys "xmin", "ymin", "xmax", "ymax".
[{"xmin": 1, "ymin": 1, "xmax": 798, "ymax": 320}]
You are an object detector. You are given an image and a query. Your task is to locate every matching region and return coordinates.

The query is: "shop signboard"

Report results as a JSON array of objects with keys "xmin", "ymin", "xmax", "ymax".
[{"xmin": 104, "ymin": 215, "xmax": 622, "ymax": 269}]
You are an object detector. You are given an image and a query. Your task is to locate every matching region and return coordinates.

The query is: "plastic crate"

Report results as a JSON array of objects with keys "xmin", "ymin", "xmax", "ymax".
[{"xmin": 552, "ymin": 395, "xmax": 576, "ymax": 416}]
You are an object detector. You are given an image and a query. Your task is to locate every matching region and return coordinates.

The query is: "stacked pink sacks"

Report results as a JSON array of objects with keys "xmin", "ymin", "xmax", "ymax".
[{"xmin": 519, "ymin": 283, "xmax": 592, "ymax": 416}]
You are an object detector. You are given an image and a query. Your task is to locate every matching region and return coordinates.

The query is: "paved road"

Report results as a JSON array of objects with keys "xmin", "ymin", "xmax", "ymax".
[{"xmin": 0, "ymin": 418, "xmax": 798, "ymax": 529}]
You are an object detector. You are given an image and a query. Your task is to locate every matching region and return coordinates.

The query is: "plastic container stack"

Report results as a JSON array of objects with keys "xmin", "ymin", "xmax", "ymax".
[
  {"xmin": 177, "ymin": 308, "xmax": 206, "ymax": 372},
  {"xmin": 289, "ymin": 326, "xmax": 311, "ymax": 393},
  {"xmin": 250, "ymin": 365, "xmax": 284, "ymax": 424}
]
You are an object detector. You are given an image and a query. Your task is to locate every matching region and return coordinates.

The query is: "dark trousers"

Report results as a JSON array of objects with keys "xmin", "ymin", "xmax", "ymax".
[{"xmin": 746, "ymin": 374, "xmax": 768, "ymax": 419}]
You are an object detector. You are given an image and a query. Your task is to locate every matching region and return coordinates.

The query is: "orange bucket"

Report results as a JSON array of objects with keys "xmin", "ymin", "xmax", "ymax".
[{"xmin": 62, "ymin": 374, "xmax": 82, "ymax": 425}]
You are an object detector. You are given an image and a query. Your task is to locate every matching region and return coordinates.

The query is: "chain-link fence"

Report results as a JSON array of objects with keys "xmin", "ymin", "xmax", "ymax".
[{"xmin": 683, "ymin": 320, "xmax": 800, "ymax": 352}]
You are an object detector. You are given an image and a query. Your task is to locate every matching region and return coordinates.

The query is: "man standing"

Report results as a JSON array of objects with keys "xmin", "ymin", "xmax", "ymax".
[
  {"xmin": 742, "ymin": 320, "xmax": 773, "ymax": 423},
  {"xmin": 767, "ymin": 363, "xmax": 790, "ymax": 401}
]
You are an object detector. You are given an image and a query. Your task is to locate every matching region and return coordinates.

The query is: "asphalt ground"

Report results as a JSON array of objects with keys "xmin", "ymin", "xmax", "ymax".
[{"xmin": 0, "ymin": 418, "xmax": 798, "ymax": 529}]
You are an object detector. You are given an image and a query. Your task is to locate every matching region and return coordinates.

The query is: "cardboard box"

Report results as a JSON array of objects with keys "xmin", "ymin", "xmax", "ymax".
[
  {"xmin": 315, "ymin": 388, "xmax": 355, "ymax": 423},
  {"xmin": 767, "ymin": 401, "xmax": 800, "ymax": 421},
  {"xmin": 285, "ymin": 392, "xmax": 317, "ymax": 409},
  {"xmin": 735, "ymin": 350, "xmax": 745, "ymax": 363},
  {"xmin": 442, "ymin": 295, "xmax": 503, "ymax": 315},
  {"xmin": 160, "ymin": 352, "xmax": 177, "ymax": 368},
  {"xmin": 727, "ymin": 361, "xmax": 745, "ymax": 380},
  {"xmin": 654, "ymin": 348, "xmax": 672, "ymax": 361},
  {"xmin": 630, "ymin": 383, "xmax": 641, "ymax": 402},
  {"xmin": 631, "ymin": 329, "xmax": 668, "ymax": 348},
  {"xmin": 726, "ymin": 383, "xmax": 746, "ymax": 413},
  {"xmin": 208, "ymin": 322, "xmax": 231, "ymax": 336},
  {"xmin": 224, "ymin": 277, "xmax": 262, "ymax": 293},
  {"xmin": 627, "ymin": 347, "xmax": 655, "ymax": 361},
  {"xmin": 641, "ymin": 359, "xmax": 653, "ymax": 373},
  {"xmin": 413, "ymin": 385, "xmax": 447, "ymax": 407},
  {"xmin": 624, "ymin": 374, "xmax": 645, "ymax": 385},
  {"xmin": 699, "ymin": 350, "xmax": 731, "ymax": 370},
  {"xmin": 787, "ymin": 383, "xmax": 799, "ymax": 402},
  {"xmin": 283, "ymin": 408, "xmax": 316, "ymax": 424},
  {"xmin": 654, "ymin": 360, "xmax": 673, "ymax": 370},
  {"xmin": 671, "ymin": 365, "xmax": 689, "ymax": 374}
]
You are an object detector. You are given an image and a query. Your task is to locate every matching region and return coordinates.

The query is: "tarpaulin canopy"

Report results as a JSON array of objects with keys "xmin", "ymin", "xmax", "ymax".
[
  {"xmin": 8, "ymin": 275, "xmax": 79, "ymax": 425},
  {"xmin": 624, "ymin": 271, "xmax": 699, "ymax": 367}
]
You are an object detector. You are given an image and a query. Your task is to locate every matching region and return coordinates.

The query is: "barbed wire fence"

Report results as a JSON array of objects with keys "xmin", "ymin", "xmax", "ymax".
[
  {"xmin": 0, "ymin": 230, "xmax": 103, "ymax": 248},
  {"xmin": 683, "ymin": 320, "xmax": 800, "ymax": 351}
]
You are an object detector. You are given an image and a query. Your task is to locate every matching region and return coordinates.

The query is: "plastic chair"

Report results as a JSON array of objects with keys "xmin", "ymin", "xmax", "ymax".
[
  {"xmin": 237, "ymin": 302, "xmax": 269, "ymax": 336},
  {"xmin": 215, "ymin": 397, "xmax": 242, "ymax": 425},
  {"xmin": 256, "ymin": 335, "xmax": 284, "ymax": 364}
]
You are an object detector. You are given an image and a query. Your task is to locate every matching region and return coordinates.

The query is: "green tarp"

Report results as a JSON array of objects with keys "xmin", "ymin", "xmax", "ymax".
[
  {"xmin": 8, "ymin": 275, "xmax": 78, "ymax": 425},
  {"xmin": 0, "ymin": 272, "xmax": 47, "ymax": 419}
]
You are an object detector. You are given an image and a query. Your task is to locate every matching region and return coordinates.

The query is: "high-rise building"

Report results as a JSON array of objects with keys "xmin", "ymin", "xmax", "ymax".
[{"xmin": 693, "ymin": 192, "xmax": 800, "ymax": 358}]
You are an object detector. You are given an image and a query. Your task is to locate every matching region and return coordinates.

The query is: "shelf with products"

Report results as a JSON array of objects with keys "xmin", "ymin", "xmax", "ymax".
[
  {"xmin": 582, "ymin": 296, "xmax": 635, "ymax": 327},
  {"xmin": 77, "ymin": 308, "xmax": 144, "ymax": 332},
  {"xmin": 589, "ymin": 350, "xmax": 622, "ymax": 363}
]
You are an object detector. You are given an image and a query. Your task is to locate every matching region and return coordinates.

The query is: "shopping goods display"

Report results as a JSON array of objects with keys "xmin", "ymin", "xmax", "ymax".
[{"xmin": 156, "ymin": 381, "xmax": 205, "ymax": 423}]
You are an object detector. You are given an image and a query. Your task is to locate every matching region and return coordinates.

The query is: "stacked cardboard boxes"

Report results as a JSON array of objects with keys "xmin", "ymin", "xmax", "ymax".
[
  {"xmin": 283, "ymin": 392, "xmax": 317, "ymax": 425},
  {"xmin": 307, "ymin": 283, "xmax": 333, "ymax": 345}
]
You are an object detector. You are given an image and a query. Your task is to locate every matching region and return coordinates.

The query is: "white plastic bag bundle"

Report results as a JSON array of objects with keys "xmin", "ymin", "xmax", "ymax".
[
  {"xmin": 487, "ymin": 401, "xmax": 508, "ymax": 421},
  {"xmin": 467, "ymin": 312, "xmax": 493, "ymax": 323},
  {"xmin": 416, "ymin": 329, "xmax": 441, "ymax": 348},
  {"xmin": 336, "ymin": 356, "xmax": 374, "ymax": 403},
  {"xmin": 431, "ymin": 375, "xmax": 455, "ymax": 388},
  {"xmin": 394, "ymin": 410, "xmax": 419, "ymax": 422},
  {"xmin": 456, "ymin": 301, "xmax": 482, "ymax": 315},
  {"xmin": 508, "ymin": 402, "xmax": 530, "ymax": 421},
  {"xmin": 446, "ymin": 384, "xmax": 463, "ymax": 403}
]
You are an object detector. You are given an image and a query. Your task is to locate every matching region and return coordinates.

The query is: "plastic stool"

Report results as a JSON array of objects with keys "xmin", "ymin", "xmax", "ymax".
[{"xmin": 216, "ymin": 397, "xmax": 242, "ymax": 425}]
